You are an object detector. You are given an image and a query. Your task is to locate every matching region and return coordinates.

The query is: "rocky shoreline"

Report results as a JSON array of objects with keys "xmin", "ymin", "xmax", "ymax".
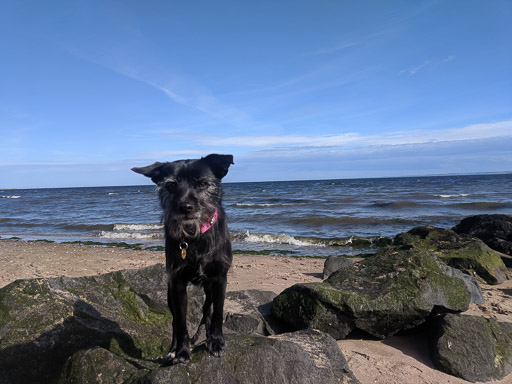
[{"xmin": 1, "ymin": 214, "xmax": 511, "ymax": 383}]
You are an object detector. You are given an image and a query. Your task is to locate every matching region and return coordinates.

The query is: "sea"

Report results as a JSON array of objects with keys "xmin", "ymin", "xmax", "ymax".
[{"xmin": 1, "ymin": 174, "xmax": 511, "ymax": 257}]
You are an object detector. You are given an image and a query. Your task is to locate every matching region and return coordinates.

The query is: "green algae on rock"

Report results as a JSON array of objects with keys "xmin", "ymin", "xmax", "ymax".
[
  {"xmin": 272, "ymin": 247, "xmax": 472, "ymax": 340},
  {"xmin": 0, "ymin": 265, "xmax": 360, "ymax": 384},
  {"xmin": 394, "ymin": 226, "xmax": 510, "ymax": 284},
  {"xmin": 0, "ymin": 264, "xmax": 173, "ymax": 384}
]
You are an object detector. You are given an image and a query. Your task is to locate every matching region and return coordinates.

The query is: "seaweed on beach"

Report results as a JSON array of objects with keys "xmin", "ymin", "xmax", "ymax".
[
  {"xmin": 61, "ymin": 240, "xmax": 145, "ymax": 250},
  {"xmin": 232, "ymin": 249, "xmax": 297, "ymax": 256}
]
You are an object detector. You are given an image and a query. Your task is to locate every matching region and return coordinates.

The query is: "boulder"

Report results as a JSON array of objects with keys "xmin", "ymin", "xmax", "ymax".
[
  {"xmin": 224, "ymin": 290, "xmax": 291, "ymax": 335},
  {"xmin": 57, "ymin": 347, "xmax": 146, "ymax": 384},
  {"xmin": 0, "ymin": 264, "xmax": 175, "ymax": 384},
  {"xmin": 394, "ymin": 226, "xmax": 510, "ymax": 284},
  {"xmin": 323, "ymin": 256, "xmax": 357, "ymax": 279},
  {"xmin": 272, "ymin": 247, "xmax": 471, "ymax": 340},
  {"xmin": 453, "ymin": 214, "xmax": 512, "ymax": 266},
  {"xmin": 429, "ymin": 313, "xmax": 512, "ymax": 382},
  {"xmin": 59, "ymin": 330, "xmax": 359, "ymax": 384},
  {"xmin": 436, "ymin": 262, "xmax": 484, "ymax": 305},
  {"xmin": 322, "ymin": 254, "xmax": 483, "ymax": 304},
  {"xmin": 0, "ymin": 265, "xmax": 359, "ymax": 384}
]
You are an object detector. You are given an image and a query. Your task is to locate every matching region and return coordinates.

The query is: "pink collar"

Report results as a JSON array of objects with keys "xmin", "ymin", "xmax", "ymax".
[{"xmin": 200, "ymin": 210, "xmax": 218, "ymax": 234}]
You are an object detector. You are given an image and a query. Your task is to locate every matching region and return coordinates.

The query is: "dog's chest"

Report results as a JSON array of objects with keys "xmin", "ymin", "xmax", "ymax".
[
  {"xmin": 176, "ymin": 254, "xmax": 209, "ymax": 284},
  {"xmin": 190, "ymin": 263, "xmax": 207, "ymax": 284}
]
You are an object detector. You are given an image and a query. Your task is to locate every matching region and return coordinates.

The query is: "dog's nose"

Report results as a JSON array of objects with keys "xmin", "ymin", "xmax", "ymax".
[{"xmin": 178, "ymin": 202, "xmax": 194, "ymax": 214}]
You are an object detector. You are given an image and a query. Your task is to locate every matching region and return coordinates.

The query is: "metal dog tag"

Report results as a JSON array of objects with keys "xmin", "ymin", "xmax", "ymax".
[{"xmin": 179, "ymin": 241, "xmax": 188, "ymax": 260}]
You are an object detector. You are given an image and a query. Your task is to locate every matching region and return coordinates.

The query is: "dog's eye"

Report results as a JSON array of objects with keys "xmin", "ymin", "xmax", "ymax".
[
  {"xmin": 197, "ymin": 181, "xmax": 208, "ymax": 190},
  {"xmin": 165, "ymin": 181, "xmax": 177, "ymax": 191}
]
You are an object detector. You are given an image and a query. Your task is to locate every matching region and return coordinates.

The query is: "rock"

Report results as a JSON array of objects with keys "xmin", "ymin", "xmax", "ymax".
[
  {"xmin": 394, "ymin": 226, "xmax": 510, "ymax": 284},
  {"xmin": 224, "ymin": 290, "xmax": 290, "ymax": 335},
  {"xmin": 57, "ymin": 331, "xmax": 360, "ymax": 384},
  {"xmin": 429, "ymin": 313, "xmax": 512, "ymax": 382},
  {"xmin": 436, "ymin": 262, "xmax": 484, "ymax": 304},
  {"xmin": 453, "ymin": 214, "xmax": 512, "ymax": 266},
  {"xmin": 57, "ymin": 347, "xmax": 145, "ymax": 384},
  {"xmin": 0, "ymin": 264, "xmax": 175, "ymax": 384},
  {"xmin": 272, "ymin": 247, "xmax": 471, "ymax": 340},
  {"xmin": 498, "ymin": 252, "xmax": 512, "ymax": 268},
  {"xmin": 116, "ymin": 330, "xmax": 360, "ymax": 384},
  {"xmin": 0, "ymin": 264, "xmax": 208, "ymax": 384},
  {"xmin": 322, "ymin": 255, "xmax": 484, "ymax": 303},
  {"xmin": 59, "ymin": 330, "xmax": 361, "ymax": 384},
  {"xmin": 323, "ymin": 256, "xmax": 357, "ymax": 279},
  {"xmin": 0, "ymin": 265, "xmax": 359, "ymax": 384}
]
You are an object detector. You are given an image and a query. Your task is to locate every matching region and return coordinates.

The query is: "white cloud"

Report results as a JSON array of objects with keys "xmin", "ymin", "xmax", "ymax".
[
  {"xmin": 181, "ymin": 119, "xmax": 512, "ymax": 150},
  {"xmin": 66, "ymin": 39, "xmax": 265, "ymax": 132},
  {"xmin": 399, "ymin": 55, "xmax": 455, "ymax": 76},
  {"xmin": 135, "ymin": 149, "xmax": 208, "ymax": 160},
  {"xmin": 313, "ymin": 31, "xmax": 390, "ymax": 55},
  {"xmin": 314, "ymin": 41, "xmax": 360, "ymax": 55},
  {"xmin": 399, "ymin": 60, "xmax": 433, "ymax": 76}
]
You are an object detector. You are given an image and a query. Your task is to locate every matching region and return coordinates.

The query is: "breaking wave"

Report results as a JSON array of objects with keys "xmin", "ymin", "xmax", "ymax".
[
  {"xmin": 113, "ymin": 223, "xmax": 163, "ymax": 231},
  {"xmin": 231, "ymin": 231, "xmax": 390, "ymax": 249},
  {"xmin": 99, "ymin": 231, "xmax": 162, "ymax": 240}
]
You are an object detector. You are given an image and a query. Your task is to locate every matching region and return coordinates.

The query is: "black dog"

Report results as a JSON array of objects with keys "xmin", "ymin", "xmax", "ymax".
[{"xmin": 132, "ymin": 154, "xmax": 234, "ymax": 365}]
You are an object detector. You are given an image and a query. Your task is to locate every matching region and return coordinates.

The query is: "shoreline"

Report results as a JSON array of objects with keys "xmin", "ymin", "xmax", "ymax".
[
  {"xmin": 0, "ymin": 239, "xmax": 325, "ymax": 293},
  {"xmin": 1, "ymin": 238, "xmax": 510, "ymax": 321},
  {"xmin": 1, "ymin": 238, "xmax": 511, "ymax": 384},
  {"xmin": 0, "ymin": 233, "xmax": 390, "ymax": 258}
]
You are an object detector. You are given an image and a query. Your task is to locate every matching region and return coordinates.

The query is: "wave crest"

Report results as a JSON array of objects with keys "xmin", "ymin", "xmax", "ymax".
[
  {"xmin": 113, "ymin": 223, "xmax": 163, "ymax": 231},
  {"xmin": 99, "ymin": 231, "xmax": 162, "ymax": 240},
  {"xmin": 437, "ymin": 194, "xmax": 469, "ymax": 198}
]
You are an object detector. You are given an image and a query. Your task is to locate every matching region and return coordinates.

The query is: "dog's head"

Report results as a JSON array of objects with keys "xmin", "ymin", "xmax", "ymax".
[{"xmin": 132, "ymin": 154, "xmax": 234, "ymax": 239}]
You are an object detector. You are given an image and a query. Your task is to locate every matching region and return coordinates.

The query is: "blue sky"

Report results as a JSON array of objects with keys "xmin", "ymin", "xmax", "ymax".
[{"xmin": 0, "ymin": 0, "xmax": 511, "ymax": 188}]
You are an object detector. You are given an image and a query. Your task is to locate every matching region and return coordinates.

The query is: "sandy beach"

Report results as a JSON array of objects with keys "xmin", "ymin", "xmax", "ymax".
[{"xmin": 1, "ymin": 239, "xmax": 511, "ymax": 384}]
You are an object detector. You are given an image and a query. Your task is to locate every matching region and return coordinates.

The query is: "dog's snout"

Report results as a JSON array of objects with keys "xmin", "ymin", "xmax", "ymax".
[{"xmin": 178, "ymin": 202, "xmax": 194, "ymax": 214}]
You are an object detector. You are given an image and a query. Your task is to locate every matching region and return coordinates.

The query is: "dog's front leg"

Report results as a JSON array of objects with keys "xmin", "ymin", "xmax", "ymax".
[
  {"xmin": 207, "ymin": 275, "xmax": 227, "ymax": 357},
  {"xmin": 166, "ymin": 280, "xmax": 177, "ymax": 359},
  {"xmin": 169, "ymin": 278, "xmax": 190, "ymax": 364}
]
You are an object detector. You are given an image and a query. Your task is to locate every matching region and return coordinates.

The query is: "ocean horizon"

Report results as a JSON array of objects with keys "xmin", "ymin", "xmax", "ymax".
[{"xmin": 2, "ymin": 171, "xmax": 511, "ymax": 191}]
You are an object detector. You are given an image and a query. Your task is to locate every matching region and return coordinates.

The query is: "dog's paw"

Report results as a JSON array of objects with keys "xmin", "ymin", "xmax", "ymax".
[
  {"xmin": 167, "ymin": 348, "xmax": 190, "ymax": 365},
  {"xmin": 207, "ymin": 334, "xmax": 225, "ymax": 357}
]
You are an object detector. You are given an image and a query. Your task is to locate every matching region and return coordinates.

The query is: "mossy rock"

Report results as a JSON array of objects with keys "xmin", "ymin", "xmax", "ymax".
[
  {"xmin": 57, "ymin": 347, "xmax": 150, "ymax": 384},
  {"xmin": 272, "ymin": 247, "xmax": 471, "ymax": 340},
  {"xmin": 58, "ymin": 331, "xmax": 358, "ymax": 384},
  {"xmin": 394, "ymin": 226, "xmax": 510, "ymax": 284},
  {"xmin": 453, "ymin": 214, "xmax": 512, "ymax": 266},
  {"xmin": 0, "ymin": 266, "xmax": 360, "ymax": 384},
  {"xmin": 429, "ymin": 313, "xmax": 512, "ymax": 382},
  {"xmin": 0, "ymin": 264, "xmax": 175, "ymax": 384},
  {"xmin": 322, "ymin": 255, "xmax": 357, "ymax": 279}
]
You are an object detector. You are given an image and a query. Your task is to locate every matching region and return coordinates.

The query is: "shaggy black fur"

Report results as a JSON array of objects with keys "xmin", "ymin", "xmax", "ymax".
[{"xmin": 132, "ymin": 154, "xmax": 234, "ymax": 365}]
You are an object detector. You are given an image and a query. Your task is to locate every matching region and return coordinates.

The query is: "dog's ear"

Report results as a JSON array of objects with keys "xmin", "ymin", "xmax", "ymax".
[
  {"xmin": 131, "ymin": 162, "xmax": 171, "ymax": 184},
  {"xmin": 202, "ymin": 154, "xmax": 234, "ymax": 180}
]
